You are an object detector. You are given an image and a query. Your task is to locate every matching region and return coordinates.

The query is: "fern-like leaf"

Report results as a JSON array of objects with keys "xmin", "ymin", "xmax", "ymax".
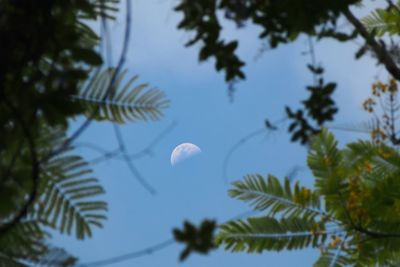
[
  {"xmin": 361, "ymin": 6, "xmax": 400, "ymax": 36},
  {"xmin": 0, "ymin": 256, "xmax": 25, "ymax": 267},
  {"xmin": 328, "ymin": 118, "xmax": 379, "ymax": 135},
  {"xmin": 28, "ymin": 246, "xmax": 77, "ymax": 267},
  {"xmin": 313, "ymin": 251, "xmax": 351, "ymax": 267},
  {"xmin": 217, "ymin": 216, "xmax": 327, "ymax": 253},
  {"xmin": 308, "ymin": 129, "xmax": 346, "ymax": 197},
  {"xmin": 76, "ymin": 68, "xmax": 169, "ymax": 123},
  {"xmin": 93, "ymin": 0, "xmax": 120, "ymax": 20},
  {"xmin": 38, "ymin": 153, "xmax": 107, "ymax": 239},
  {"xmin": 230, "ymin": 174, "xmax": 323, "ymax": 219},
  {"xmin": 345, "ymin": 141, "xmax": 400, "ymax": 182},
  {"xmin": 0, "ymin": 220, "xmax": 48, "ymax": 266}
]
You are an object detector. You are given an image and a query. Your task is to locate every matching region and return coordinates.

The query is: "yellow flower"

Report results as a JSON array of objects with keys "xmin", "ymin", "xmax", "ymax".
[
  {"xmin": 364, "ymin": 161, "xmax": 372, "ymax": 173},
  {"xmin": 389, "ymin": 79, "xmax": 398, "ymax": 93},
  {"xmin": 378, "ymin": 147, "xmax": 393, "ymax": 159},
  {"xmin": 329, "ymin": 236, "xmax": 342, "ymax": 249}
]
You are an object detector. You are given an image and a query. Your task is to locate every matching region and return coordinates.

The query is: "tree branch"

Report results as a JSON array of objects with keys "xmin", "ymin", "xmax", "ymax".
[
  {"xmin": 342, "ymin": 7, "xmax": 400, "ymax": 80},
  {"xmin": 45, "ymin": 0, "xmax": 132, "ymax": 161},
  {"xmin": 353, "ymin": 225, "xmax": 400, "ymax": 239},
  {"xmin": 338, "ymin": 192, "xmax": 400, "ymax": 239},
  {"xmin": 386, "ymin": 0, "xmax": 400, "ymax": 15}
]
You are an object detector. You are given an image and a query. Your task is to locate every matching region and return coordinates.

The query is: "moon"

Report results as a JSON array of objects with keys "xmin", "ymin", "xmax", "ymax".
[{"xmin": 170, "ymin": 143, "xmax": 201, "ymax": 166}]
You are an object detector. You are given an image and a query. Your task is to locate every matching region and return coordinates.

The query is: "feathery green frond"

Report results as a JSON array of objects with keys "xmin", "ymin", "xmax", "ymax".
[
  {"xmin": 217, "ymin": 216, "xmax": 327, "ymax": 253},
  {"xmin": 0, "ymin": 220, "xmax": 74, "ymax": 267},
  {"xmin": 76, "ymin": 68, "xmax": 169, "ymax": 123},
  {"xmin": 38, "ymin": 153, "xmax": 107, "ymax": 239},
  {"xmin": 345, "ymin": 140, "xmax": 379, "ymax": 164},
  {"xmin": 0, "ymin": 256, "xmax": 25, "ymax": 267},
  {"xmin": 0, "ymin": 220, "xmax": 48, "ymax": 261},
  {"xmin": 29, "ymin": 246, "xmax": 77, "ymax": 267},
  {"xmin": 361, "ymin": 5, "xmax": 400, "ymax": 36},
  {"xmin": 313, "ymin": 251, "xmax": 351, "ymax": 267},
  {"xmin": 77, "ymin": 0, "xmax": 120, "ymax": 20},
  {"xmin": 220, "ymin": 129, "xmax": 400, "ymax": 266},
  {"xmin": 229, "ymin": 174, "xmax": 323, "ymax": 219},
  {"xmin": 93, "ymin": 0, "xmax": 120, "ymax": 20},
  {"xmin": 369, "ymin": 146, "xmax": 400, "ymax": 181},
  {"xmin": 308, "ymin": 129, "xmax": 345, "ymax": 197}
]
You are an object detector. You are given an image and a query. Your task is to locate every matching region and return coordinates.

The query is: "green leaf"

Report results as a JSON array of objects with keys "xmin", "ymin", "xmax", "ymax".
[
  {"xmin": 38, "ymin": 152, "xmax": 107, "ymax": 239},
  {"xmin": 71, "ymin": 48, "xmax": 102, "ymax": 66},
  {"xmin": 75, "ymin": 68, "xmax": 169, "ymax": 123},
  {"xmin": 361, "ymin": 6, "xmax": 400, "ymax": 36},
  {"xmin": 0, "ymin": 220, "xmax": 48, "ymax": 264},
  {"xmin": 31, "ymin": 130, "xmax": 108, "ymax": 240},
  {"xmin": 229, "ymin": 174, "xmax": 323, "ymax": 219},
  {"xmin": 313, "ymin": 251, "xmax": 351, "ymax": 267},
  {"xmin": 217, "ymin": 216, "xmax": 327, "ymax": 253},
  {"xmin": 307, "ymin": 129, "xmax": 346, "ymax": 197}
]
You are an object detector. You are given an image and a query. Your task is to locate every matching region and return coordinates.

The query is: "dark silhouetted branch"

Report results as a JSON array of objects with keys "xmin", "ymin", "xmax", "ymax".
[{"xmin": 343, "ymin": 7, "xmax": 400, "ymax": 80}]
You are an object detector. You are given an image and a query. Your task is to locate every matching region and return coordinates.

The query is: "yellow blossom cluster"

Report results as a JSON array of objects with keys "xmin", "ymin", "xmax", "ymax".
[
  {"xmin": 362, "ymin": 98, "xmax": 376, "ymax": 113},
  {"xmin": 362, "ymin": 160, "xmax": 372, "ymax": 173},
  {"xmin": 370, "ymin": 127, "xmax": 387, "ymax": 143},
  {"xmin": 300, "ymin": 187, "xmax": 311, "ymax": 201},
  {"xmin": 329, "ymin": 235, "xmax": 342, "ymax": 249},
  {"xmin": 389, "ymin": 78, "xmax": 398, "ymax": 93},
  {"xmin": 371, "ymin": 79, "xmax": 398, "ymax": 95},
  {"xmin": 378, "ymin": 146, "xmax": 393, "ymax": 159},
  {"xmin": 293, "ymin": 187, "xmax": 312, "ymax": 205},
  {"xmin": 371, "ymin": 81, "xmax": 387, "ymax": 96},
  {"xmin": 364, "ymin": 79, "xmax": 398, "ymax": 113},
  {"xmin": 310, "ymin": 223, "xmax": 323, "ymax": 236},
  {"xmin": 346, "ymin": 175, "xmax": 367, "ymax": 222}
]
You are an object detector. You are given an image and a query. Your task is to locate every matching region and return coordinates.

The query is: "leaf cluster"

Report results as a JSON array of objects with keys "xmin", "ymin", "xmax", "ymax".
[
  {"xmin": 77, "ymin": 69, "xmax": 169, "ymax": 123},
  {"xmin": 0, "ymin": 0, "xmax": 117, "ymax": 127},
  {"xmin": 175, "ymin": 0, "xmax": 359, "ymax": 82},
  {"xmin": 218, "ymin": 129, "xmax": 400, "ymax": 266},
  {"xmin": 286, "ymin": 67, "xmax": 338, "ymax": 145},
  {"xmin": 362, "ymin": 3, "xmax": 400, "ymax": 37},
  {"xmin": 173, "ymin": 220, "xmax": 217, "ymax": 261},
  {"xmin": 0, "ymin": 1, "xmax": 170, "ymax": 265},
  {"xmin": 0, "ymin": 128, "xmax": 107, "ymax": 266}
]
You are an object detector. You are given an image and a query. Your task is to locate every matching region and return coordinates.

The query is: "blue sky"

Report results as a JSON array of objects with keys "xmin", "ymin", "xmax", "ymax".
[{"xmin": 57, "ymin": 1, "xmax": 385, "ymax": 266}]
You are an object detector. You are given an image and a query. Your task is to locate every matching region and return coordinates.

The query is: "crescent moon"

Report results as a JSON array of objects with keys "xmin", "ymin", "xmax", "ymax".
[{"xmin": 170, "ymin": 143, "xmax": 201, "ymax": 166}]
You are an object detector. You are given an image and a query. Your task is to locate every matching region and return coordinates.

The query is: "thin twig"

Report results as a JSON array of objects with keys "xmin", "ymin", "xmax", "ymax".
[
  {"xmin": 46, "ymin": 0, "xmax": 132, "ymax": 161},
  {"xmin": 78, "ymin": 121, "xmax": 177, "ymax": 167},
  {"xmin": 307, "ymin": 37, "xmax": 318, "ymax": 86},
  {"xmin": 222, "ymin": 117, "xmax": 286, "ymax": 183},
  {"xmin": 113, "ymin": 124, "xmax": 156, "ymax": 195},
  {"xmin": 77, "ymin": 239, "xmax": 175, "ymax": 267},
  {"xmin": 125, "ymin": 121, "xmax": 178, "ymax": 160}
]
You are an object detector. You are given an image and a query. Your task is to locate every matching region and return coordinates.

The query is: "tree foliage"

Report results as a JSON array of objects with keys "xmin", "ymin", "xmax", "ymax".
[
  {"xmin": 173, "ymin": 220, "xmax": 217, "ymax": 261},
  {"xmin": 217, "ymin": 128, "xmax": 400, "ymax": 266},
  {"xmin": 212, "ymin": 62, "xmax": 400, "ymax": 267},
  {"xmin": 76, "ymin": 68, "xmax": 169, "ymax": 123},
  {"xmin": 362, "ymin": 3, "xmax": 400, "ymax": 37},
  {"xmin": 175, "ymin": 0, "xmax": 359, "ymax": 82},
  {"xmin": 171, "ymin": 1, "xmax": 400, "ymax": 265},
  {"xmin": 0, "ymin": 0, "xmax": 169, "ymax": 265},
  {"xmin": 174, "ymin": 0, "xmax": 400, "ymax": 146}
]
